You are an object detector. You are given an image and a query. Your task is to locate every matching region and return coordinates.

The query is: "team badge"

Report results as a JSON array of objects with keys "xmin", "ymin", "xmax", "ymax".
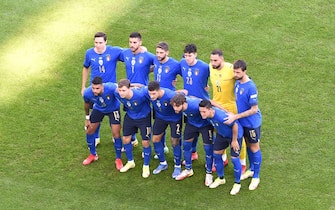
[
  {"xmin": 187, "ymin": 69, "xmax": 192, "ymax": 77},
  {"xmin": 156, "ymin": 100, "xmax": 161, "ymax": 108},
  {"xmin": 99, "ymin": 97, "xmax": 106, "ymax": 107},
  {"xmin": 194, "ymin": 69, "xmax": 199, "ymax": 76},
  {"xmin": 106, "ymin": 95, "xmax": 110, "ymax": 100},
  {"xmin": 239, "ymin": 88, "xmax": 244, "ymax": 95},
  {"xmin": 106, "ymin": 54, "xmax": 111, "ymax": 61},
  {"xmin": 165, "ymin": 66, "xmax": 170, "ymax": 73},
  {"xmin": 139, "ymin": 57, "xmax": 144, "ymax": 64},
  {"xmin": 164, "ymin": 101, "xmax": 168, "ymax": 107},
  {"xmin": 134, "ymin": 101, "xmax": 138, "ymax": 106},
  {"xmin": 98, "ymin": 58, "xmax": 103, "ymax": 65}
]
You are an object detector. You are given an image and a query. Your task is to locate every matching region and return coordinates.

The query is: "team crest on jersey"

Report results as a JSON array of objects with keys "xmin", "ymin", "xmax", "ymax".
[
  {"xmin": 239, "ymin": 88, "xmax": 244, "ymax": 95},
  {"xmin": 139, "ymin": 57, "xmax": 144, "ymax": 64},
  {"xmin": 98, "ymin": 58, "xmax": 103, "ymax": 65},
  {"xmin": 126, "ymin": 101, "xmax": 131, "ymax": 107},
  {"xmin": 194, "ymin": 69, "xmax": 199, "ymax": 76},
  {"xmin": 156, "ymin": 100, "xmax": 161, "ymax": 108},
  {"xmin": 106, "ymin": 54, "xmax": 111, "ymax": 61},
  {"xmin": 106, "ymin": 95, "xmax": 110, "ymax": 100},
  {"xmin": 187, "ymin": 70, "xmax": 192, "ymax": 77},
  {"xmin": 133, "ymin": 101, "xmax": 138, "ymax": 106},
  {"xmin": 164, "ymin": 101, "xmax": 169, "ymax": 106},
  {"xmin": 165, "ymin": 66, "xmax": 170, "ymax": 73}
]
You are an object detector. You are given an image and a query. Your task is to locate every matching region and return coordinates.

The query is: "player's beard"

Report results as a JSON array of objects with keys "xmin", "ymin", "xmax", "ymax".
[
  {"xmin": 159, "ymin": 55, "xmax": 166, "ymax": 62},
  {"xmin": 235, "ymin": 76, "xmax": 243, "ymax": 80},
  {"xmin": 131, "ymin": 46, "xmax": 139, "ymax": 53},
  {"xmin": 212, "ymin": 63, "xmax": 221, "ymax": 69}
]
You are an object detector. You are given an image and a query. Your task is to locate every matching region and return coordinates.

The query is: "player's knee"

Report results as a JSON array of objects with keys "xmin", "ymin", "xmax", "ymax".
[
  {"xmin": 152, "ymin": 135, "xmax": 162, "ymax": 143},
  {"xmin": 86, "ymin": 128, "xmax": 96, "ymax": 135},
  {"xmin": 249, "ymin": 143, "xmax": 260, "ymax": 152},
  {"xmin": 122, "ymin": 136, "xmax": 132, "ymax": 144},
  {"xmin": 142, "ymin": 140, "xmax": 150, "ymax": 147},
  {"xmin": 171, "ymin": 137, "xmax": 180, "ymax": 147}
]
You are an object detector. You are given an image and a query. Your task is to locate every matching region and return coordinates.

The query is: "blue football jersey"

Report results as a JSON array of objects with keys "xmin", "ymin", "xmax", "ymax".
[
  {"xmin": 180, "ymin": 59, "xmax": 210, "ymax": 99},
  {"xmin": 83, "ymin": 82, "xmax": 120, "ymax": 113},
  {"xmin": 153, "ymin": 57, "xmax": 181, "ymax": 91},
  {"xmin": 184, "ymin": 97, "xmax": 211, "ymax": 128},
  {"xmin": 235, "ymin": 80, "xmax": 262, "ymax": 128},
  {"xmin": 121, "ymin": 49, "xmax": 155, "ymax": 85},
  {"xmin": 83, "ymin": 45, "xmax": 123, "ymax": 84},
  {"xmin": 115, "ymin": 86, "xmax": 151, "ymax": 119},
  {"xmin": 208, "ymin": 107, "xmax": 243, "ymax": 139},
  {"xmin": 148, "ymin": 88, "xmax": 182, "ymax": 122}
]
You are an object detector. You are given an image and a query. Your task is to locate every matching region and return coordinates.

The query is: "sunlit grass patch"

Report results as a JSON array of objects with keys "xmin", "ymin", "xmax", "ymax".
[{"xmin": 0, "ymin": 0, "xmax": 137, "ymax": 104}]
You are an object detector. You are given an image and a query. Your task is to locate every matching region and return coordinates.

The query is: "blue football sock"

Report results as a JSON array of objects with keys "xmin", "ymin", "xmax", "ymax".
[
  {"xmin": 173, "ymin": 143, "xmax": 182, "ymax": 166},
  {"xmin": 214, "ymin": 153, "xmax": 224, "ymax": 178},
  {"xmin": 247, "ymin": 147, "xmax": 254, "ymax": 171},
  {"xmin": 143, "ymin": 145, "xmax": 152, "ymax": 166},
  {"xmin": 113, "ymin": 137, "xmax": 122, "ymax": 159},
  {"xmin": 94, "ymin": 124, "xmax": 101, "ymax": 140},
  {"xmin": 232, "ymin": 157, "xmax": 242, "ymax": 183},
  {"xmin": 252, "ymin": 150, "xmax": 262, "ymax": 178},
  {"xmin": 161, "ymin": 132, "xmax": 166, "ymax": 147},
  {"xmin": 154, "ymin": 142, "xmax": 165, "ymax": 162},
  {"xmin": 86, "ymin": 133, "xmax": 96, "ymax": 156},
  {"xmin": 192, "ymin": 136, "xmax": 198, "ymax": 153},
  {"xmin": 183, "ymin": 141, "xmax": 193, "ymax": 169},
  {"xmin": 124, "ymin": 143, "xmax": 133, "ymax": 161},
  {"xmin": 131, "ymin": 133, "xmax": 137, "ymax": 141},
  {"xmin": 204, "ymin": 144, "xmax": 213, "ymax": 173}
]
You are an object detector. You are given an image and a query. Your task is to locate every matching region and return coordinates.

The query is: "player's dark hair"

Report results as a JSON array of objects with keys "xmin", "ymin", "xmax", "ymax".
[
  {"xmin": 199, "ymin": 99, "xmax": 212, "ymax": 109},
  {"xmin": 156, "ymin": 42, "xmax": 169, "ymax": 51},
  {"xmin": 184, "ymin": 44, "xmax": 197, "ymax": 53},
  {"xmin": 211, "ymin": 49, "xmax": 223, "ymax": 57},
  {"xmin": 94, "ymin": 32, "xmax": 107, "ymax": 41},
  {"xmin": 92, "ymin": 76, "xmax": 103, "ymax": 85},
  {"xmin": 148, "ymin": 80, "xmax": 160, "ymax": 91},
  {"xmin": 170, "ymin": 93, "xmax": 187, "ymax": 106},
  {"xmin": 129, "ymin": 32, "xmax": 142, "ymax": 40},
  {"xmin": 234, "ymin": 60, "xmax": 247, "ymax": 71},
  {"xmin": 118, "ymin": 79, "xmax": 131, "ymax": 88}
]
